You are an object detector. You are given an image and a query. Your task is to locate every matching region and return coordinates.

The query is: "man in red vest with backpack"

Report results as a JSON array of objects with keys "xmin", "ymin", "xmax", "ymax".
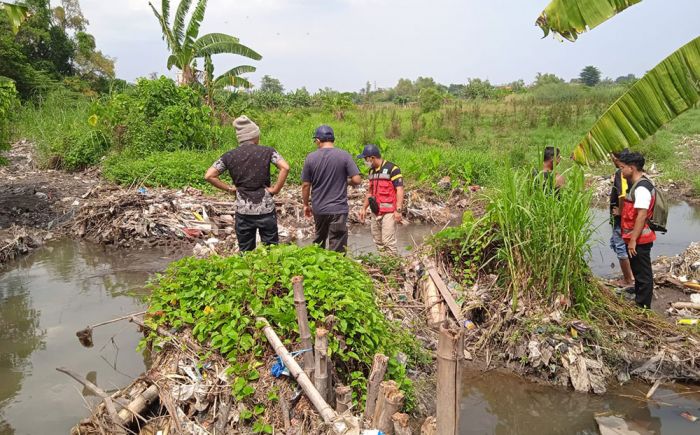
[
  {"xmin": 618, "ymin": 152, "xmax": 656, "ymax": 309},
  {"xmin": 357, "ymin": 144, "xmax": 404, "ymax": 255}
]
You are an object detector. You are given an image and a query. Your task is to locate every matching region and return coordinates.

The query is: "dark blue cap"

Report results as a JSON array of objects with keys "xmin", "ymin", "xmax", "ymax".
[
  {"xmin": 313, "ymin": 125, "xmax": 335, "ymax": 142},
  {"xmin": 356, "ymin": 144, "xmax": 381, "ymax": 159}
]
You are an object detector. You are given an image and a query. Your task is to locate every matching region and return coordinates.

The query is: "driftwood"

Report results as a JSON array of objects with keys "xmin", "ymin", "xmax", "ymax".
[
  {"xmin": 130, "ymin": 315, "xmax": 202, "ymax": 353},
  {"xmin": 393, "ymin": 412, "xmax": 412, "ymax": 435},
  {"xmin": 372, "ymin": 381, "xmax": 405, "ymax": 435},
  {"xmin": 363, "ymin": 353, "xmax": 389, "ymax": 422},
  {"xmin": 117, "ymin": 384, "xmax": 160, "ymax": 423},
  {"xmin": 293, "ymin": 276, "xmax": 315, "ymax": 378},
  {"xmin": 335, "ymin": 385, "xmax": 352, "ymax": 414},
  {"xmin": 56, "ymin": 367, "xmax": 127, "ymax": 434},
  {"xmin": 672, "ymin": 302, "xmax": 700, "ymax": 310},
  {"xmin": 314, "ymin": 327, "xmax": 330, "ymax": 403},
  {"xmin": 427, "ymin": 267, "xmax": 463, "ymax": 322},
  {"xmin": 257, "ymin": 317, "xmax": 338, "ymax": 424},
  {"xmin": 436, "ymin": 323, "xmax": 464, "ymax": 435}
]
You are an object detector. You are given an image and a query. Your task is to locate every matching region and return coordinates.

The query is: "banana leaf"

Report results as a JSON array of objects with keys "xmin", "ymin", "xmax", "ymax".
[
  {"xmin": 536, "ymin": 0, "xmax": 642, "ymax": 41},
  {"xmin": 2, "ymin": 2, "xmax": 29, "ymax": 34},
  {"xmin": 573, "ymin": 36, "xmax": 700, "ymax": 165}
]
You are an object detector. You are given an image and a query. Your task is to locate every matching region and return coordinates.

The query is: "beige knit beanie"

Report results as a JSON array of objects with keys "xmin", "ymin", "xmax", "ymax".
[{"xmin": 233, "ymin": 115, "xmax": 260, "ymax": 143}]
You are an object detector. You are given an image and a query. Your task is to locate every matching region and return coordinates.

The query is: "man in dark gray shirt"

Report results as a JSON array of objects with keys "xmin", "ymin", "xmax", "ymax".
[
  {"xmin": 302, "ymin": 125, "xmax": 361, "ymax": 252},
  {"xmin": 205, "ymin": 115, "xmax": 290, "ymax": 252}
]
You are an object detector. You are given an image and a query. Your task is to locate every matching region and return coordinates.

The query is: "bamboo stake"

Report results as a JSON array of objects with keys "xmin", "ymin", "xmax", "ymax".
[
  {"xmin": 257, "ymin": 317, "xmax": 337, "ymax": 424},
  {"xmin": 363, "ymin": 353, "xmax": 389, "ymax": 422},
  {"xmin": 314, "ymin": 327, "xmax": 330, "ymax": 403},
  {"xmin": 372, "ymin": 381, "xmax": 404, "ymax": 434},
  {"xmin": 436, "ymin": 323, "xmax": 464, "ymax": 435},
  {"xmin": 117, "ymin": 384, "xmax": 159, "ymax": 423},
  {"xmin": 293, "ymin": 276, "xmax": 315, "ymax": 378},
  {"xmin": 393, "ymin": 412, "xmax": 412, "ymax": 435},
  {"xmin": 335, "ymin": 385, "xmax": 352, "ymax": 414},
  {"xmin": 422, "ymin": 275, "xmax": 446, "ymax": 325}
]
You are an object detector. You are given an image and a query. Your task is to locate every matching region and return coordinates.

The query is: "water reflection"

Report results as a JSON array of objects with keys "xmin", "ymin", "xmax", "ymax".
[
  {"xmin": 0, "ymin": 240, "xmax": 179, "ymax": 435},
  {"xmin": 459, "ymin": 371, "xmax": 700, "ymax": 434}
]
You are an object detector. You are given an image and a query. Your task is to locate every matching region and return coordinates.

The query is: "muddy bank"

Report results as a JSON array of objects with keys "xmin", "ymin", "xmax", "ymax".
[{"xmin": 0, "ymin": 141, "xmax": 476, "ymax": 266}]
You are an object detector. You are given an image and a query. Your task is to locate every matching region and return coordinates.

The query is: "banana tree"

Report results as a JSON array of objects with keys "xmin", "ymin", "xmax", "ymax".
[
  {"xmin": 536, "ymin": 0, "xmax": 700, "ymax": 164},
  {"xmin": 202, "ymin": 54, "xmax": 255, "ymax": 106},
  {"xmin": 149, "ymin": 0, "xmax": 261, "ymax": 85},
  {"xmin": 1, "ymin": 1, "xmax": 29, "ymax": 34}
]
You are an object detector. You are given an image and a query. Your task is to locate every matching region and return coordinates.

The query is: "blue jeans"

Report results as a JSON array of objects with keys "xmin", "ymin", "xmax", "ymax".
[{"xmin": 610, "ymin": 223, "xmax": 628, "ymax": 260}]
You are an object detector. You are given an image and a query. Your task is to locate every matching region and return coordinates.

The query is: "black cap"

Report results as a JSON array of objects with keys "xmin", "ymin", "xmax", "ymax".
[
  {"xmin": 356, "ymin": 144, "xmax": 381, "ymax": 159},
  {"xmin": 313, "ymin": 125, "xmax": 335, "ymax": 142}
]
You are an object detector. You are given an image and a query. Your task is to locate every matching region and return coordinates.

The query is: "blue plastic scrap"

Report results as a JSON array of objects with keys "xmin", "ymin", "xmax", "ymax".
[{"xmin": 270, "ymin": 348, "xmax": 311, "ymax": 378}]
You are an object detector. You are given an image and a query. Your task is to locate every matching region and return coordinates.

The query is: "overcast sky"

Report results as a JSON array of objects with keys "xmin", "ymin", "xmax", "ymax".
[{"xmin": 80, "ymin": 0, "xmax": 700, "ymax": 92}]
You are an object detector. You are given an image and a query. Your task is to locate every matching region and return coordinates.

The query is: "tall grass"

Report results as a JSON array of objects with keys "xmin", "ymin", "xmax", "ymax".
[{"xmin": 488, "ymin": 166, "xmax": 595, "ymax": 311}]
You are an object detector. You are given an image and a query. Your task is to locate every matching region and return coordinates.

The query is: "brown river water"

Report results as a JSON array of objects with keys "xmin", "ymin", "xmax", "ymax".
[{"xmin": 1, "ymin": 210, "xmax": 700, "ymax": 434}]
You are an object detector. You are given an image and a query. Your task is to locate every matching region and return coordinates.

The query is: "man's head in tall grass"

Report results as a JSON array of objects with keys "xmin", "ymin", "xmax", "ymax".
[{"xmin": 543, "ymin": 146, "xmax": 561, "ymax": 171}]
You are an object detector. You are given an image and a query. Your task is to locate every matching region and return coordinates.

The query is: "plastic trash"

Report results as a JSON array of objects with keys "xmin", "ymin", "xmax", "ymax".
[
  {"xmin": 690, "ymin": 293, "xmax": 700, "ymax": 304},
  {"xmin": 137, "ymin": 187, "xmax": 148, "ymax": 195},
  {"xmin": 677, "ymin": 319, "xmax": 699, "ymax": 326},
  {"xmin": 462, "ymin": 319, "xmax": 476, "ymax": 330},
  {"xmin": 361, "ymin": 431, "xmax": 385, "ymax": 435}
]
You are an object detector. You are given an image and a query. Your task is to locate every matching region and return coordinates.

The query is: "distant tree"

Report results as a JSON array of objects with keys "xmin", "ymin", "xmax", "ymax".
[
  {"xmin": 419, "ymin": 87, "xmax": 443, "ymax": 113},
  {"xmin": 533, "ymin": 72, "xmax": 564, "ymax": 87},
  {"xmin": 288, "ymin": 87, "xmax": 312, "ymax": 107},
  {"xmin": 505, "ymin": 79, "xmax": 526, "ymax": 92},
  {"xmin": 260, "ymin": 75, "xmax": 284, "ymax": 94},
  {"xmin": 579, "ymin": 65, "xmax": 601, "ymax": 87},
  {"xmin": 447, "ymin": 83, "xmax": 465, "ymax": 96},
  {"xmin": 393, "ymin": 78, "xmax": 415, "ymax": 100},
  {"xmin": 615, "ymin": 73, "xmax": 637, "ymax": 84},
  {"xmin": 414, "ymin": 76, "xmax": 437, "ymax": 91},
  {"xmin": 463, "ymin": 78, "xmax": 495, "ymax": 99}
]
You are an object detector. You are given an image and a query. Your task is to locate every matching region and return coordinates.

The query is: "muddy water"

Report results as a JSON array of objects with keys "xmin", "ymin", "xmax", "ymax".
[
  {"xmin": 460, "ymin": 370, "xmax": 700, "ymax": 434},
  {"xmin": 0, "ymin": 240, "xmax": 180, "ymax": 435},
  {"xmin": 2, "ymin": 222, "xmax": 700, "ymax": 434},
  {"xmin": 589, "ymin": 202, "xmax": 700, "ymax": 277}
]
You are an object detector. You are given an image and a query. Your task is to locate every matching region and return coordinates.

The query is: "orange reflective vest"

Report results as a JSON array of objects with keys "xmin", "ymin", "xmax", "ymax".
[
  {"xmin": 369, "ymin": 161, "xmax": 398, "ymax": 214},
  {"xmin": 621, "ymin": 178, "xmax": 656, "ymax": 245}
]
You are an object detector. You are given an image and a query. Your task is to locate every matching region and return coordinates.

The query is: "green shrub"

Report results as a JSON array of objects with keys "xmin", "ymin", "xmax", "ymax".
[
  {"xmin": 63, "ymin": 130, "xmax": 110, "ymax": 170},
  {"xmin": 0, "ymin": 78, "xmax": 19, "ymax": 152},
  {"xmin": 97, "ymin": 76, "xmax": 219, "ymax": 154},
  {"xmin": 145, "ymin": 244, "xmax": 423, "ymax": 409},
  {"xmin": 418, "ymin": 87, "xmax": 443, "ymax": 113}
]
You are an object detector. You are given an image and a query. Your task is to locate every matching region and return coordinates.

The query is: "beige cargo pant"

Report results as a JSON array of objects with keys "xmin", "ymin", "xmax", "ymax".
[{"xmin": 370, "ymin": 213, "xmax": 398, "ymax": 255}]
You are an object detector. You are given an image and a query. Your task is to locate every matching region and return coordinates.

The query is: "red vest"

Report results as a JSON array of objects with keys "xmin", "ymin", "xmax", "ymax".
[
  {"xmin": 369, "ymin": 162, "xmax": 397, "ymax": 214},
  {"xmin": 621, "ymin": 178, "xmax": 656, "ymax": 245}
]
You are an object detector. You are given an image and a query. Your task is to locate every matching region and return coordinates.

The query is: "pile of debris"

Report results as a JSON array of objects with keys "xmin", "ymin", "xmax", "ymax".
[
  {"xmin": 0, "ymin": 226, "xmax": 47, "ymax": 267},
  {"xmin": 653, "ymin": 242, "xmax": 700, "ymax": 319}
]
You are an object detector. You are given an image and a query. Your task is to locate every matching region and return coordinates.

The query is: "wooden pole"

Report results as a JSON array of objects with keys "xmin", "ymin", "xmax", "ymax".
[
  {"xmin": 422, "ymin": 275, "xmax": 446, "ymax": 325},
  {"xmin": 293, "ymin": 276, "xmax": 315, "ymax": 378},
  {"xmin": 335, "ymin": 385, "xmax": 352, "ymax": 414},
  {"xmin": 372, "ymin": 381, "xmax": 404, "ymax": 434},
  {"xmin": 363, "ymin": 353, "xmax": 389, "ymax": 422},
  {"xmin": 436, "ymin": 323, "xmax": 464, "ymax": 435},
  {"xmin": 257, "ymin": 317, "xmax": 337, "ymax": 424},
  {"xmin": 393, "ymin": 412, "xmax": 412, "ymax": 435},
  {"xmin": 314, "ymin": 327, "xmax": 329, "ymax": 403}
]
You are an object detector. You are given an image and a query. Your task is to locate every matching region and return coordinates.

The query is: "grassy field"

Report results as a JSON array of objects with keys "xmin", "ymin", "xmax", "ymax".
[{"xmin": 13, "ymin": 85, "xmax": 700, "ymax": 194}]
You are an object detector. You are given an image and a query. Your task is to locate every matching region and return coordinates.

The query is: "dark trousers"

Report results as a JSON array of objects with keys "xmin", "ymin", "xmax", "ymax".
[
  {"xmin": 313, "ymin": 213, "xmax": 348, "ymax": 253},
  {"xmin": 629, "ymin": 242, "xmax": 653, "ymax": 309},
  {"xmin": 235, "ymin": 212, "xmax": 279, "ymax": 252}
]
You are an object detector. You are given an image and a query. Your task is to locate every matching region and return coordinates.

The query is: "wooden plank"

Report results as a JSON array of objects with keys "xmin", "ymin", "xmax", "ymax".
[{"xmin": 427, "ymin": 267, "xmax": 462, "ymax": 322}]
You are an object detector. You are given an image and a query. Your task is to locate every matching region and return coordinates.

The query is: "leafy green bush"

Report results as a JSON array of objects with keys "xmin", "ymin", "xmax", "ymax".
[
  {"xmin": 0, "ymin": 78, "xmax": 19, "ymax": 152},
  {"xmin": 144, "ymin": 244, "xmax": 423, "ymax": 409},
  {"xmin": 97, "ymin": 77, "xmax": 219, "ymax": 154},
  {"xmin": 418, "ymin": 87, "xmax": 443, "ymax": 113}
]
